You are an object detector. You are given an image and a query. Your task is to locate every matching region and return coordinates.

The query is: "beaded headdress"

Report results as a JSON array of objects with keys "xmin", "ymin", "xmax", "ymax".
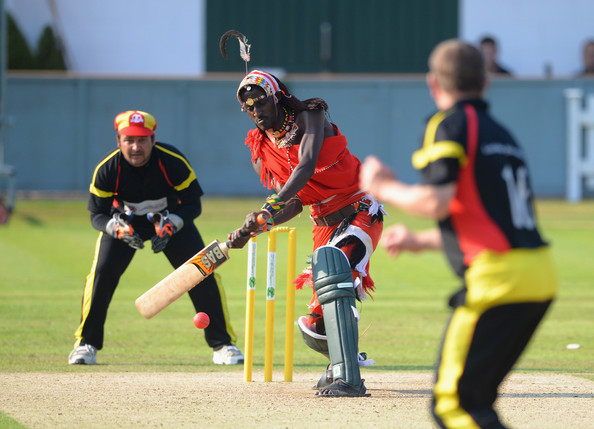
[{"xmin": 236, "ymin": 70, "xmax": 281, "ymax": 105}]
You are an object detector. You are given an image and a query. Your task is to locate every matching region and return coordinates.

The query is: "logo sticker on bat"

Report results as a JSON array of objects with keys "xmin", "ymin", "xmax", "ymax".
[{"xmin": 189, "ymin": 241, "xmax": 229, "ymax": 276}]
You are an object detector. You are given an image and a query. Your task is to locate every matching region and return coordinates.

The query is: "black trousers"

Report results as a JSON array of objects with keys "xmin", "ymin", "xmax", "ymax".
[
  {"xmin": 431, "ymin": 300, "xmax": 552, "ymax": 429},
  {"xmin": 73, "ymin": 223, "xmax": 236, "ymax": 350}
]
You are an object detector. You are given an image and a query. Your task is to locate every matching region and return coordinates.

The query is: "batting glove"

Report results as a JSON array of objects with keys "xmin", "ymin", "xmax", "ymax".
[
  {"xmin": 147, "ymin": 211, "xmax": 184, "ymax": 253},
  {"xmin": 105, "ymin": 211, "xmax": 144, "ymax": 250}
]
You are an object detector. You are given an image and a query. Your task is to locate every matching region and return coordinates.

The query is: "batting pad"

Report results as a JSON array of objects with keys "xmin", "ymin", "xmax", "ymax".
[
  {"xmin": 298, "ymin": 316, "xmax": 330, "ymax": 359},
  {"xmin": 313, "ymin": 246, "xmax": 361, "ymax": 387}
]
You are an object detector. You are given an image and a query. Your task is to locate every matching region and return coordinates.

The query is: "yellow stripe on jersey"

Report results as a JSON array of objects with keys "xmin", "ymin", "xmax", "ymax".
[
  {"xmin": 412, "ymin": 140, "xmax": 466, "ymax": 170},
  {"xmin": 155, "ymin": 144, "xmax": 197, "ymax": 191},
  {"xmin": 89, "ymin": 149, "xmax": 120, "ymax": 198},
  {"xmin": 412, "ymin": 110, "xmax": 467, "ymax": 170}
]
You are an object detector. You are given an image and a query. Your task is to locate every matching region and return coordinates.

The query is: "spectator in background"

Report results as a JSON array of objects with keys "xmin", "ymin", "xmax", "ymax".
[
  {"xmin": 578, "ymin": 39, "xmax": 594, "ymax": 76},
  {"xmin": 479, "ymin": 36, "xmax": 513, "ymax": 76}
]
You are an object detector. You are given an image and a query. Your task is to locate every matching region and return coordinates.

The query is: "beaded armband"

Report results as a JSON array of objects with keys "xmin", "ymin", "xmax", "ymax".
[{"xmin": 262, "ymin": 193, "xmax": 286, "ymax": 216}]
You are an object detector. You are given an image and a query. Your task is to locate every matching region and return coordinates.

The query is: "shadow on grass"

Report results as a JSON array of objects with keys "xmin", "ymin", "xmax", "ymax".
[{"xmin": 17, "ymin": 213, "xmax": 43, "ymax": 226}]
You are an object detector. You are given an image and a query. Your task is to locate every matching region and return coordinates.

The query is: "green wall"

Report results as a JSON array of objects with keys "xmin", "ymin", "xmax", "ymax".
[
  {"xmin": 207, "ymin": 0, "xmax": 458, "ymax": 73},
  {"xmin": 3, "ymin": 74, "xmax": 592, "ymax": 199}
]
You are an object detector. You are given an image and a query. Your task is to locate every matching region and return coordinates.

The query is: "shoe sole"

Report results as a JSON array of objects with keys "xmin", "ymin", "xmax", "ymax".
[
  {"xmin": 69, "ymin": 360, "xmax": 96, "ymax": 365},
  {"xmin": 68, "ymin": 355, "xmax": 97, "ymax": 365},
  {"xmin": 213, "ymin": 358, "xmax": 244, "ymax": 365},
  {"xmin": 315, "ymin": 380, "xmax": 370, "ymax": 397}
]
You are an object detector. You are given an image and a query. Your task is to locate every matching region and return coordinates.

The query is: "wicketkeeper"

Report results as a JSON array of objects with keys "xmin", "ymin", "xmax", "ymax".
[{"xmin": 69, "ymin": 110, "xmax": 243, "ymax": 366}]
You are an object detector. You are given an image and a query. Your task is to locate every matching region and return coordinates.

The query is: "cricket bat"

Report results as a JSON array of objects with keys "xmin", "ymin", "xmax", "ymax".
[{"xmin": 135, "ymin": 213, "xmax": 268, "ymax": 319}]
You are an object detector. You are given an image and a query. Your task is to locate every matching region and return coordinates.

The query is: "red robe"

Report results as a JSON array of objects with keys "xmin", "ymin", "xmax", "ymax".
[
  {"xmin": 245, "ymin": 124, "xmax": 383, "ymax": 324},
  {"xmin": 245, "ymin": 124, "xmax": 362, "ymax": 217}
]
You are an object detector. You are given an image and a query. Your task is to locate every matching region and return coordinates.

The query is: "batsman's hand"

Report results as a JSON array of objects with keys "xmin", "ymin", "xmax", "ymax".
[
  {"xmin": 106, "ymin": 212, "xmax": 144, "ymax": 250},
  {"xmin": 227, "ymin": 227, "xmax": 251, "ymax": 249},
  {"xmin": 226, "ymin": 211, "xmax": 271, "ymax": 249},
  {"xmin": 147, "ymin": 211, "xmax": 184, "ymax": 253},
  {"xmin": 243, "ymin": 210, "xmax": 271, "ymax": 236},
  {"xmin": 253, "ymin": 214, "xmax": 274, "ymax": 236}
]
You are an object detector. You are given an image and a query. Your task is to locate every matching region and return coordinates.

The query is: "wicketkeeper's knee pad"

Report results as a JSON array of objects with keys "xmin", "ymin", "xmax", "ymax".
[{"xmin": 312, "ymin": 245, "xmax": 361, "ymax": 387}]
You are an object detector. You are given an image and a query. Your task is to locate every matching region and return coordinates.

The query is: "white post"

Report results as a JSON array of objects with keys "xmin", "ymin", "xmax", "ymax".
[
  {"xmin": 564, "ymin": 89, "xmax": 584, "ymax": 202},
  {"xmin": 586, "ymin": 95, "xmax": 594, "ymax": 190}
]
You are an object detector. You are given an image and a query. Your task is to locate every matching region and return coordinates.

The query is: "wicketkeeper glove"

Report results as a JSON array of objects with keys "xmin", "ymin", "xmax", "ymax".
[
  {"xmin": 147, "ymin": 210, "xmax": 184, "ymax": 253},
  {"xmin": 105, "ymin": 211, "xmax": 144, "ymax": 250}
]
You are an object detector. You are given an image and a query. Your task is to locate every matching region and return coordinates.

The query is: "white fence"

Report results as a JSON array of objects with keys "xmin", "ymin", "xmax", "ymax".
[{"xmin": 565, "ymin": 88, "xmax": 594, "ymax": 202}]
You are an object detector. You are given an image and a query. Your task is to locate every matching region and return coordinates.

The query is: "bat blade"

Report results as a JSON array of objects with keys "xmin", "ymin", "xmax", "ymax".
[
  {"xmin": 135, "ymin": 212, "xmax": 270, "ymax": 319},
  {"xmin": 135, "ymin": 240, "xmax": 230, "ymax": 319}
]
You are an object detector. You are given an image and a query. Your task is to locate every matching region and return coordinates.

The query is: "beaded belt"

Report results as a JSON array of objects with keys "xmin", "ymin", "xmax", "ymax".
[{"xmin": 312, "ymin": 204, "xmax": 357, "ymax": 227}]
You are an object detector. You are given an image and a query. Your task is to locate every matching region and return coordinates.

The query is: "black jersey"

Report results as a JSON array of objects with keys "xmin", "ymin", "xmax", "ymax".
[
  {"xmin": 412, "ymin": 99, "xmax": 546, "ymax": 278},
  {"xmin": 88, "ymin": 142, "xmax": 203, "ymax": 232}
]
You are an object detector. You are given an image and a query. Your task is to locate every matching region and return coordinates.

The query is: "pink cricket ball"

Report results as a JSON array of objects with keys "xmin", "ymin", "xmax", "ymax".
[{"xmin": 193, "ymin": 312, "xmax": 210, "ymax": 329}]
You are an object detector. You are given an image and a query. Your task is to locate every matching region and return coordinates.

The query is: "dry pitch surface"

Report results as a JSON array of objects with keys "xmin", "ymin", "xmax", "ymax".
[{"xmin": 1, "ymin": 371, "xmax": 593, "ymax": 428}]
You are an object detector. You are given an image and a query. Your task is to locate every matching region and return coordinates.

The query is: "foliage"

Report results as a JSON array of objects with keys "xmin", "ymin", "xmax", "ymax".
[
  {"xmin": 6, "ymin": 13, "xmax": 66, "ymax": 71},
  {"xmin": 6, "ymin": 13, "xmax": 35, "ymax": 70},
  {"xmin": 35, "ymin": 25, "xmax": 66, "ymax": 70}
]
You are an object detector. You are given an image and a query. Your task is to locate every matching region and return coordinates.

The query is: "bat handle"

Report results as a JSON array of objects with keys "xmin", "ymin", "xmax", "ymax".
[
  {"xmin": 228, "ymin": 212, "xmax": 271, "ymax": 248},
  {"xmin": 240, "ymin": 211, "xmax": 270, "ymax": 235},
  {"xmin": 256, "ymin": 211, "xmax": 270, "ymax": 225}
]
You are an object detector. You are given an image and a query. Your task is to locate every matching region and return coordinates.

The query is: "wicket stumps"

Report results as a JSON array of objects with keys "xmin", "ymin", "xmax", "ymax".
[{"xmin": 244, "ymin": 227, "xmax": 297, "ymax": 382}]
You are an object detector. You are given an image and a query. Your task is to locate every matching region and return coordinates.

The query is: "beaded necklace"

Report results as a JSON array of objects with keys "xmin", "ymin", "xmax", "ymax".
[
  {"xmin": 271, "ymin": 108, "xmax": 294, "ymax": 139},
  {"xmin": 272, "ymin": 108, "xmax": 299, "ymax": 148}
]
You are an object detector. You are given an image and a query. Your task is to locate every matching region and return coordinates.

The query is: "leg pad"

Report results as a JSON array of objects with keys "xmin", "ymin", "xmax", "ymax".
[{"xmin": 312, "ymin": 246, "xmax": 361, "ymax": 387}]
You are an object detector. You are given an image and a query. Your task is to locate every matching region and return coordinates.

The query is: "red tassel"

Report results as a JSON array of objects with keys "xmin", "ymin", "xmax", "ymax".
[
  {"xmin": 362, "ymin": 275, "xmax": 376, "ymax": 295},
  {"xmin": 293, "ymin": 266, "xmax": 313, "ymax": 290}
]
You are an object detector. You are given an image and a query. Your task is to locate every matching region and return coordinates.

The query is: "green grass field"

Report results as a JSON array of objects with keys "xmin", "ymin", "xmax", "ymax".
[{"xmin": 0, "ymin": 198, "xmax": 592, "ymax": 382}]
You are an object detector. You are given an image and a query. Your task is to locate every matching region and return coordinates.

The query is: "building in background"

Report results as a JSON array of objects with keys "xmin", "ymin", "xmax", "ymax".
[
  {"xmin": 2, "ymin": 0, "xmax": 594, "ymax": 199},
  {"xmin": 5, "ymin": 0, "xmax": 594, "ymax": 77}
]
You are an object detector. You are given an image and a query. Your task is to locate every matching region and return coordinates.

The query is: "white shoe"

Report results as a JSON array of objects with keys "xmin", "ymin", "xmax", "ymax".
[
  {"xmin": 213, "ymin": 345, "xmax": 244, "ymax": 365},
  {"xmin": 68, "ymin": 344, "xmax": 97, "ymax": 365}
]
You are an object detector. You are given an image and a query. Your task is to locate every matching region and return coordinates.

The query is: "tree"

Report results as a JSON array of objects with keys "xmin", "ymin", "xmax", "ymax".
[
  {"xmin": 7, "ymin": 12, "xmax": 35, "ymax": 70},
  {"xmin": 35, "ymin": 25, "xmax": 66, "ymax": 70}
]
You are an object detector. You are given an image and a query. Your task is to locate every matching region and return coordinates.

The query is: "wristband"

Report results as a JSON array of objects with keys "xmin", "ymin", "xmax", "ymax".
[{"xmin": 262, "ymin": 193, "xmax": 286, "ymax": 216}]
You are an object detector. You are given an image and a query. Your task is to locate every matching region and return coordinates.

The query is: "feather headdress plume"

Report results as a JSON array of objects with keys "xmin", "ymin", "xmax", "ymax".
[{"xmin": 219, "ymin": 30, "xmax": 251, "ymax": 74}]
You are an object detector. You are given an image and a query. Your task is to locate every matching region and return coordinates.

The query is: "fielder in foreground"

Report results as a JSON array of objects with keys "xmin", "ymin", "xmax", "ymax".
[
  {"xmin": 221, "ymin": 31, "xmax": 385, "ymax": 397},
  {"xmin": 360, "ymin": 40, "xmax": 557, "ymax": 428},
  {"xmin": 69, "ymin": 110, "xmax": 243, "ymax": 366}
]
